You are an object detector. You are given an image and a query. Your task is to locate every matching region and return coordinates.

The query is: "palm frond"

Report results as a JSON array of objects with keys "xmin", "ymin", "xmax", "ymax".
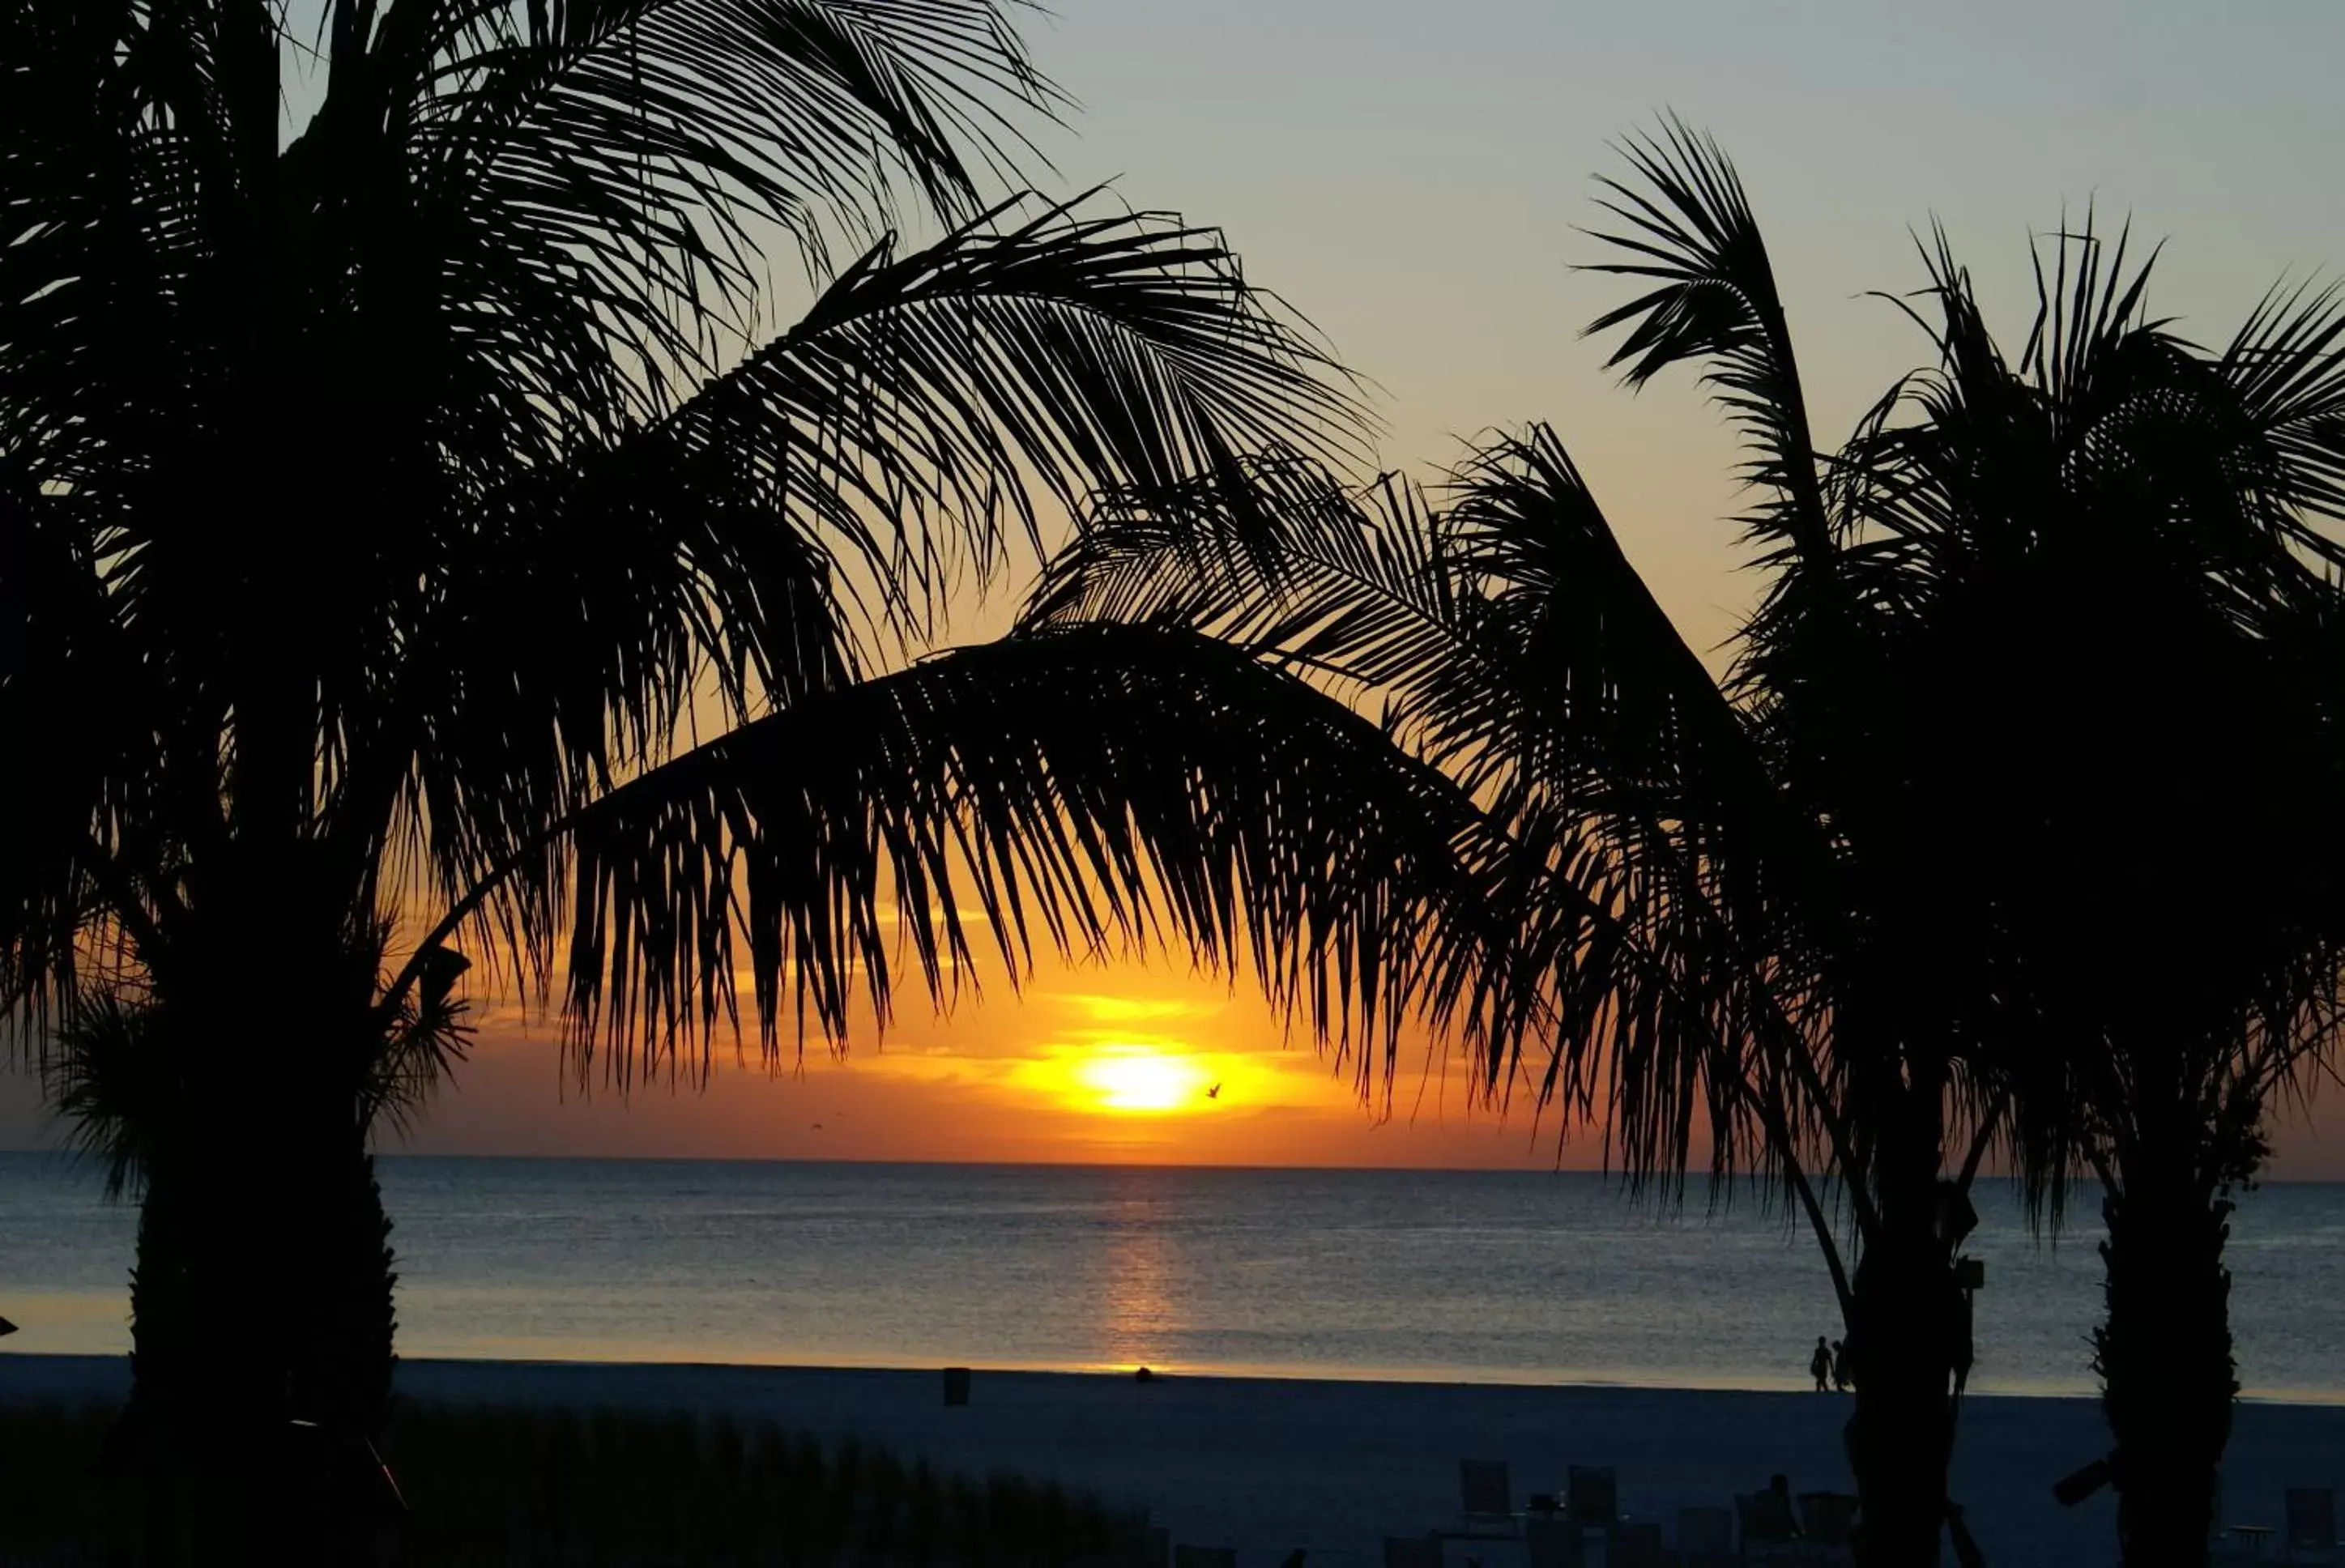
[
  {"xmin": 336, "ymin": 0, "xmax": 1068, "ymax": 414},
  {"xmin": 1021, "ymin": 451, "xmax": 1483, "ymax": 766},
  {"xmin": 2017, "ymin": 214, "xmax": 2168, "ymax": 420},
  {"xmin": 697, "ymin": 194, "xmax": 1367, "ymax": 607},
  {"xmin": 1025, "ymin": 421, "xmax": 1851, "ymax": 1199},
  {"xmin": 497, "ymin": 623, "xmax": 1511, "ymax": 1094},
  {"xmin": 407, "ymin": 0, "xmax": 1057, "ymax": 233},
  {"xmin": 366, "ymin": 946, "xmax": 475, "ymax": 1139},
  {"xmin": 2217, "ymin": 275, "xmax": 2345, "ymax": 559},
  {"xmin": 1580, "ymin": 114, "xmax": 1831, "ymax": 563},
  {"xmin": 356, "ymin": 192, "xmax": 1368, "ymax": 953},
  {"xmin": 41, "ymin": 986, "xmax": 171, "ymax": 1200},
  {"xmin": 346, "ymin": 425, "xmax": 862, "ymax": 946}
]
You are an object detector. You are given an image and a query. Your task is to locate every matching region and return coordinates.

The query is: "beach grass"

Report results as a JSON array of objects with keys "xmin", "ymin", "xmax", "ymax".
[{"xmin": 0, "ymin": 1399, "xmax": 1148, "ymax": 1566}]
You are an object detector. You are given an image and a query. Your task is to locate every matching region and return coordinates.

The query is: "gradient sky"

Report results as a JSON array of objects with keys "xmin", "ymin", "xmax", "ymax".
[{"xmin": 9, "ymin": 1, "xmax": 2345, "ymax": 1173}]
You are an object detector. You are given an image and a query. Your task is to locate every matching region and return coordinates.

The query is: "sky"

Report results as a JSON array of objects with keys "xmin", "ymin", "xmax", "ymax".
[{"xmin": 9, "ymin": 1, "xmax": 2345, "ymax": 1173}]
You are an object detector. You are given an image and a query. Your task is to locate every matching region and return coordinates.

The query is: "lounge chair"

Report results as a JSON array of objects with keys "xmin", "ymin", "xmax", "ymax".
[
  {"xmin": 1524, "ymin": 1512, "xmax": 1585, "ymax": 1568},
  {"xmin": 1566, "ymin": 1466, "xmax": 1618, "ymax": 1529},
  {"xmin": 1384, "ymin": 1534, "xmax": 1446, "ymax": 1568},
  {"xmin": 1457, "ymin": 1460, "xmax": 1517, "ymax": 1537},
  {"xmin": 1614, "ymin": 1521, "xmax": 1665, "ymax": 1568},
  {"xmin": 1798, "ymin": 1493, "xmax": 1857, "ymax": 1566},
  {"xmin": 2288, "ymin": 1489, "xmax": 2340, "ymax": 1562},
  {"xmin": 1175, "ymin": 1549, "xmax": 1236, "ymax": 1568},
  {"xmin": 1735, "ymin": 1492, "xmax": 1801, "ymax": 1565},
  {"xmin": 1677, "ymin": 1506, "xmax": 1736, "ymax": 1568}
]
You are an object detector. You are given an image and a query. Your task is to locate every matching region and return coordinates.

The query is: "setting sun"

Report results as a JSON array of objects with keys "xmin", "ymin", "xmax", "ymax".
[{"xmin": 1077, "ymin": 1052, "xmax": 1210, "ymax": 1113}]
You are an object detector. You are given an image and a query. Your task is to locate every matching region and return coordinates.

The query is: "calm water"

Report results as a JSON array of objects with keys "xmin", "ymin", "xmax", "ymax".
[{"xmin": 5, "ymin": 1154, "xmax": 2343, "ymax": 1398}]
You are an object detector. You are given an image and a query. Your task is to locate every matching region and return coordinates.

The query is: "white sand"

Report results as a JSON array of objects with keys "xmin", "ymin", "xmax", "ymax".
[{"xmin": 6, "ymin": 1354, "xmax": 2340, "ymax": 1567}]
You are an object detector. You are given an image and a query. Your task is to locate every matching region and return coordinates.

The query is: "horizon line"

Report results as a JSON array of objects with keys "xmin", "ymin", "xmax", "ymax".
[{"xmin": 8, "ymin": 1145, "xmax": 2339, "ymax": 1186}]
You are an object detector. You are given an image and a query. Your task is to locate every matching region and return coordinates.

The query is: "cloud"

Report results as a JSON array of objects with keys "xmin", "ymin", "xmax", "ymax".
[{"xmin": 1060, "ymin": 993, "xmax": 1222, "ymax": 1025}]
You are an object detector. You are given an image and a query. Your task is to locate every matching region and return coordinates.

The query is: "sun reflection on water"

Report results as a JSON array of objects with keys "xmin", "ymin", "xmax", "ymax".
[{"xmin": 1099, "ymin": 1182, "xmax": 1179, "ymax": 1371}]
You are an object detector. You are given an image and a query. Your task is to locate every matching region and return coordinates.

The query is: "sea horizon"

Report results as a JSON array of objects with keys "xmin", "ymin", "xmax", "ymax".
[{"xmin": 15, "ymin": 1142, "xmax": 2345, "ymax": 1182}]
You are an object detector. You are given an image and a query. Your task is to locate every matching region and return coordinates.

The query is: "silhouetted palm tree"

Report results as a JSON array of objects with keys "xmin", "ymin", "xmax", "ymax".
[
  {"xmin": 1842, "ymin": 226, "xmax": 2345, "ymax": 1566},
  {"xmin": 1030, "ymin": 125, "xmax": 2345, "ymax": 1568},
  {"xmin": 45, "ymin": 941, "xmax": 470, "ymax": 1444},
  {"xmin": 1031, "ymin": 130, "xmax": 2000, "ymax": 1566},
  {"xmin": 1032, "ymin": 424, "xmax": 1993, "ymax": 1568},
  {"xmin": 0, "ymin": 0, "xmax": 1504, "ymax": 1540}
]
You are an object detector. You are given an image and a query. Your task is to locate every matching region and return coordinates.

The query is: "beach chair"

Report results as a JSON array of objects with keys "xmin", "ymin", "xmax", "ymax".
[
  {"xmin": 1566, "ymin": 1466, "xmax": 1618, "ymax": 1528},
  {"xmin": 1457, "ymin": 1460, "xmax": 1516, "ymax": 1536},
  {"xmin": 1524, "ymin": 1512, "xmax": 1585, "ymax": 1568},
  {"xmin": 1677, "ymin": 1506, "xmax": 1736, "ymax": 1568},
  {"xmin": 1175, "ymin": 1548, "xmax": 1237, "ymax": 1568},
  {"xmin": 1735, "ymin": 1493, "xmax": 1801, "ymax": 1565},
  {"xmin": 1384, "ymin": 1534, "xmax": 1446, "ymax": 1568},
  {"xmin": 2287, "ymin": 1488, "xmax": 2340, "ymax": 1562},
  {"xmin": 1798, "ymin": 1493, "xmax": 1858, "ymax": 1566},
  {"xmin": 1613, "ymin": 1521, "xmax": 1664, "ymax": 1568}
]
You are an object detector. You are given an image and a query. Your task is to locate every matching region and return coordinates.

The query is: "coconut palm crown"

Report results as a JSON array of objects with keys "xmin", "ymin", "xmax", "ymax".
[
  {"xmin": 0, "ymin": 2, "xmax": 1511, "ymax": 1527},
  {"xmin": 1029, "ymin": 121, "xmax": 2345, "ymax": 1568}
]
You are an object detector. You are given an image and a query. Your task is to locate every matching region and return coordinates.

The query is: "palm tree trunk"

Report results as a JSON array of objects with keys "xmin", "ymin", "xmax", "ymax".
[
  {"xmin": 1841, "ymin": 1092, "xmax": 1963, "ymax": 1568},
  {"xmin": 123, "ymin": 976, "xmax": 399, "ymax": 1554},
  {"xmin": 121, "ymin": 1136, "xmax": 199, "ymax": 1566},
  {"xmin": 305, "ymin": 1146, "xmax": 400, "ymax": 1443},
  {"xmin": 2096, "ymin": 1170, "xmax": 2236, "ymax": 1568},
  {"xmin": 126, "ymin": 1140, "xmax": 198, "ymax": 1430}
]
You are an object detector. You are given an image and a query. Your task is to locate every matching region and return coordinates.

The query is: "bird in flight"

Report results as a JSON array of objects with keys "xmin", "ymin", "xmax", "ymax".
[{"xmin": 1206, "ymin": 1083, "xmax": 1222, "ymax": 1100}]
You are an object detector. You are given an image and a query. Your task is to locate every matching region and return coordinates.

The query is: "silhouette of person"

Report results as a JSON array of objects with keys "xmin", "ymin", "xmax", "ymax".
[
  {"xmin": 1809, "ymin": 1336, "xmax": 1832, "ymax": 1392},
  {"xmin": 1947, "ymin": 1502, "xmax": 1985, "ymax": 1568},
  {"xmin": 1767, "ymin": 1473, "xmax": 1803, "ymax": 1539},
  {"xmin": 1951, "ymin": 1282, "xmax": 1976, "ymax": 1397},
  {"xmin": 1830, "ymin": 1338, "xmax": 1850, "ymax": 1391}
]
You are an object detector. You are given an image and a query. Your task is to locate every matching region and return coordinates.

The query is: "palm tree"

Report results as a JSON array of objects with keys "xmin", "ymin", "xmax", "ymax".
[
  {"xmin": 0, "ymin": 0, "xmax": 1508, "ymax": 1541},
  {"xmin": 1029, "ymin": 127, "xmax": 2345, "ymax": 1568},
  {"xmin": 1840, "ymin": 227, "xmax": 2345, "ymax": 1565},
  {"xmin": 1029, "ymin": 130, "xmax": 2002, "ymax": 1566},
  {"xmin": 1030, "ymin": 423, "xmax": 1993, "ymax": 1568},
  {"xmin": 45, "ymin": 940, "xmax": 471, "ymax": 1446}
]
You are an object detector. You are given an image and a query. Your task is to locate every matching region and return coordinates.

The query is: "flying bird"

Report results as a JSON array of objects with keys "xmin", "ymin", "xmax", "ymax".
[{"xmin": 1206, "ymin": 1083, "xmax": 1222, "ymax": 1100}]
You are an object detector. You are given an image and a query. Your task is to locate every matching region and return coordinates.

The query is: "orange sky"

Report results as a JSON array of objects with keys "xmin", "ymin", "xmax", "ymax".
[
  {"xmin": 375, "ymin": 945, "xmax": 2343, "ymax": 1178},
  {"xmin": 394, "ymin": 951, "xmax": 1584, "ymax": 1170},
  {"xmin": 2, "ymin": 947, "xmax": 2334, "ymax": 1174}
]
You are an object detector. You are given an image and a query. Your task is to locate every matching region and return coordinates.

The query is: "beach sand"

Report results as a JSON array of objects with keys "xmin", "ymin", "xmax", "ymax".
[{"xmin": 6, "ymin": 1354, "xmax": 2340, "ymax": 1567}]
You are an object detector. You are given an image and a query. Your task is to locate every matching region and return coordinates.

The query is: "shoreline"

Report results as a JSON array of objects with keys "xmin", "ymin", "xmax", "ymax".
[
  {"xmin": 9, "ymin": 1354, "xmax": 2344, "ymax": 1567},
  {"xmin": 7, "ymin": 1342, "xmax": 2343, "ymax": 1408}
]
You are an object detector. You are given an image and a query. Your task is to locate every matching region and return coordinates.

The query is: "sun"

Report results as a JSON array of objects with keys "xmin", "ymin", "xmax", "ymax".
[{"xmin": 1077, "ymin": 1052, "xmax": 1208, "ymax": 1113}]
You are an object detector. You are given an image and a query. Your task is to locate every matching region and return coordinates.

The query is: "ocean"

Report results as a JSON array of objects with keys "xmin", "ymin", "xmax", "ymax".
[{"xmin": 6, "ymin": 1153, "xmax": 2343, "ymax": 1399}]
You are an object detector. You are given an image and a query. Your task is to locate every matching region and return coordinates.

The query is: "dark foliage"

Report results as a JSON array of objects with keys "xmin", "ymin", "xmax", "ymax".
[
  {"xmin": 1034, "ymin": 117, "xmax": 2345, "ymax": 1568},
  {"xmin": 0, "ymin": 1400, "xmax": 1150, "ymax": 1566},
  {"xmin": 1, "ymin": 5, "xmax": 1509, "ymax": 1552}
]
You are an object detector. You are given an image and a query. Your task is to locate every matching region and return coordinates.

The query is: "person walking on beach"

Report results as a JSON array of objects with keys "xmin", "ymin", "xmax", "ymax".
[
  {"xmin": 1809, "ymin": 1336, "xmax": 1832, "ymax": 1392},
  {"xmin": 1830, "ymin": 1339, "xmax": 1850, "ymax": 1391},
  {"xmin": 1951, "ymin": 1284, "xmax": 1976, "ymax": 1397}
]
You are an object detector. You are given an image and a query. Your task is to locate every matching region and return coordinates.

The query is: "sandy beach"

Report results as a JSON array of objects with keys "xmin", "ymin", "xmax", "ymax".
[{"xmin": 6, "ymin": 1354, "xmax": 2340, "ymax": 1567}]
